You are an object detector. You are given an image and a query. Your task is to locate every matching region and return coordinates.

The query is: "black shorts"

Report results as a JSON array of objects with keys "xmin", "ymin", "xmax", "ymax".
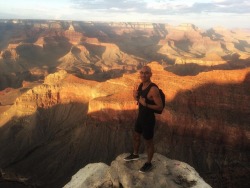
[{"xmin": 135, "ymin": 114, "xmax": 155, "ymax": 140}]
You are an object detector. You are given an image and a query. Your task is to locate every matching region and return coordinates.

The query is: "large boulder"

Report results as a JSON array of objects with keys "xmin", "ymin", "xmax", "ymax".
[
  {"xmin": 64, "ymin": 153, "xmax": 211, "ymax": 188},
  {"xmin": 63, "ymin": 163, "xmax": 113, "ymax": 188}
]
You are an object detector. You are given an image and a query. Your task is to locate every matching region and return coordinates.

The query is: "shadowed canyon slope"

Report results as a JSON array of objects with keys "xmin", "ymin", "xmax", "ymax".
[{"xmin": 0, "ymin": 20, "xmax": 250, "ymax": 188}]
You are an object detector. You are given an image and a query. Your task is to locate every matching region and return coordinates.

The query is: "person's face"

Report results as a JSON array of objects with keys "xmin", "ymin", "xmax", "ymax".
[{"xmin": 139, "ymin": 67, "xmax": 152, "ymax": 82}]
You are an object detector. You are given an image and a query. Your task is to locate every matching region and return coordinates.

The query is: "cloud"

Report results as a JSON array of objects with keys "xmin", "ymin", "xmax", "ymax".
[
  {"xmin": 71, "ymin": 0, "xmax": 250, "ymax": 14},
  {"xmin": 0, "ymin": 0, "xmax": 248, "ymax": 29},
  {"xmin": 71, "ymin": 0, "xmax": 145, "ymax": 11},
  {"xmin": 189, "ymin": 0, "xmax": 250, "ymax": 14},
  {"xmin": 68, "ymin": 0, "xmax": 249, "ymax": 29},
  {"xmin": 145, "ymin": 0, "xmax": 250, "ymax": 14}
]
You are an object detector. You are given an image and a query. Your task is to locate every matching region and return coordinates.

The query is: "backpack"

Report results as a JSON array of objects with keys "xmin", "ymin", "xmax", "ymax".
[{"xmin": 138, "ymin": 83, "xmax": 165, "ymax": 114}]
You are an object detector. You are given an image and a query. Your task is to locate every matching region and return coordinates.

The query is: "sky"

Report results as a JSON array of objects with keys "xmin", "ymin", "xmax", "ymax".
[{"xmin": 0, "ymin": 0, "xmax": 249, "ymax": 29}]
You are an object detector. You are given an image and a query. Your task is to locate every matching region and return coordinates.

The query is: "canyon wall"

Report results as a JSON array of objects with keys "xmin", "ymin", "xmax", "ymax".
[
  {"xmin": 0, "ymin": 62, "xmax": 249, "ymax": 188},
  {"xmin": 1, "ymin": 20, "xmax": 250, "ymax": 89}
]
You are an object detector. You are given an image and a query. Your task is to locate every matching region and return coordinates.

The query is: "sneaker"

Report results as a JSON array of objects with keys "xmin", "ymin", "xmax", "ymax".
[
  {"xmin": 124, "ymin": 153, "xmax": 139, "ymax": 161},
  {"xmin": 139, "ymin": 162, "xmax": 153, "ymax": 173}
]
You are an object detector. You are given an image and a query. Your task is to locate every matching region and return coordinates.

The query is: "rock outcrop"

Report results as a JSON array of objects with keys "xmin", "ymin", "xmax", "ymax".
[
  {"xmin": 64, "ymin": 24, "xmax": 83, "ymax": 45},
  {"xmin": 64, "ymin": 153, "xmax": 211, "ymax": 188}
]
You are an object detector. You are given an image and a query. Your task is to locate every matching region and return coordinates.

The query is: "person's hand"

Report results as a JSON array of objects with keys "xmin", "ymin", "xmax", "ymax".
[{"xmin": 139, "ymin": 96, "xmax": 146, "ymax": 106}]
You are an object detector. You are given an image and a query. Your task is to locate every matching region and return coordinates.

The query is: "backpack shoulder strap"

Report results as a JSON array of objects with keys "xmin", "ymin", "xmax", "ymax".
[
  {"xmin": 147, "ymin": 83, "xmax": 159, "ymax": 92},
  {"xmin": 138, "ymin": 83, "xmax": 143, "ymax": 91},
  {"xmin": 138, "ymin": 82, "xmax": 158, "ymax": 91},
  {"xmin": 149, "ymin": 83, "xmax": 158, "ymax": 88}
]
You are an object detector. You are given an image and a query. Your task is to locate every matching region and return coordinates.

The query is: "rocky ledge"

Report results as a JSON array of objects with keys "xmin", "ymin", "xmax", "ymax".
[{"xmin": 64, "ymin": 153, "xmax": 211, "ymax": 188}]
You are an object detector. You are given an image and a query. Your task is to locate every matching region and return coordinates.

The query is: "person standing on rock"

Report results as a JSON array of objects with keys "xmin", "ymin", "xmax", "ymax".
[{"xmin": 124, "ymin": 65, "xmax": 163, "ymax": 173}]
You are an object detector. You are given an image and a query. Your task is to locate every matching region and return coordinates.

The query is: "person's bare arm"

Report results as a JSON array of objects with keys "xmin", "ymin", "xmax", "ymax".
[
  {"xmin": 148, "ymin": 87, "xmax": 163, "ymax": 111},
  {"xmin": 133, "ymin": 89, "xmax": 138, "ymax": 101}
]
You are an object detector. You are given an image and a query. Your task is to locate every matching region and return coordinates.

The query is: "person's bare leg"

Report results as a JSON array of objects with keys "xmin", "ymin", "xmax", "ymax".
[
  {"xmin": 133, "ymin": 132, "xmax": 141, "ymax": 155},
  {"xmin": 145, "ymin": 139, "xmax": 154, "ymax": 163}
]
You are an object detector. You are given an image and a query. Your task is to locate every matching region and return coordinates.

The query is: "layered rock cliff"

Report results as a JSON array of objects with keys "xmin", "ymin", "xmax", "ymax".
[
  {"xmin": 0, "ymin": 62, "xmax": 249, "ymax": 188},
  {"xmin": 1, "ymin": 20, "xmax": 249, "ymax": 90}
]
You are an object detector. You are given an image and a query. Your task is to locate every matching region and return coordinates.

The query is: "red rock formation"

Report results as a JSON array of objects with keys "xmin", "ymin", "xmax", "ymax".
[
  {"xmin": 0, "ymin": 44, "xmax": 19, "ymax": 60},
  {"xmin": 64, "ymin": 25, "xmax": 83, "ymax": 45},
  {"xmin": 34, "ymin": 37, "xmax": 45, "ymax": 48}
]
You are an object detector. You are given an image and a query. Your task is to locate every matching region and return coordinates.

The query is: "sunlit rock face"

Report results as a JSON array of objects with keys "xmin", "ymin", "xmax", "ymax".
[
  {"xmin": 1, "ymin": 45, "xmax": 19, "ymax": 60},
  {"xmin": 64, "ymin": 24, "xmax": 83, "ymax": 45}
]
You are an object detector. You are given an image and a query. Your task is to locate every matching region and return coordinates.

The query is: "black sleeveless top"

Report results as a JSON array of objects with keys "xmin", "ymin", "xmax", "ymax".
[{"xmin": 137, "ymin": 83, "xmax": 157, "ymax": 117}]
